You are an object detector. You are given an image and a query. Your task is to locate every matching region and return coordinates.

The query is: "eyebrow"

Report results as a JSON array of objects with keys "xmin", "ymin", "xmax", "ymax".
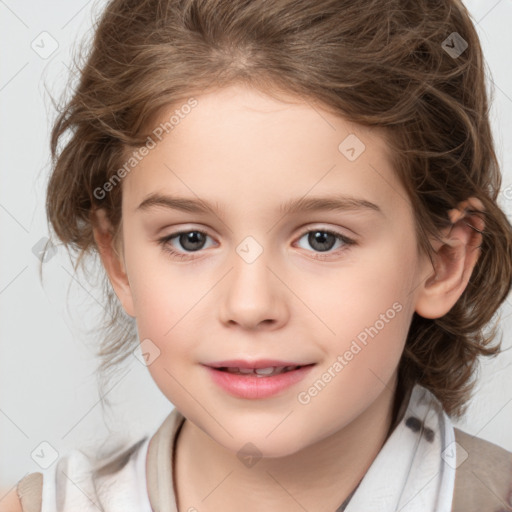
[{"xmin": 136, "ymin": 192, "xmax": 383, "ymax": 217}]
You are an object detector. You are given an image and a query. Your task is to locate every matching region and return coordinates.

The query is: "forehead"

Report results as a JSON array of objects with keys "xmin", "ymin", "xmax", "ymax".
[{"xmin": 122, "ymin": 84, "xmax": 411, "ymax": 221}]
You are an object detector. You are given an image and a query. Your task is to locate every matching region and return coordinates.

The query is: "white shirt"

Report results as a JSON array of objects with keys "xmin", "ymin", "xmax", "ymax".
[
  {"xmin": 35, "ymin": 384, "xmax": 455, "ymax": 511},
  {"xmin": 41, "ymin": 435, "xmax": 154, "ymax": 512}
]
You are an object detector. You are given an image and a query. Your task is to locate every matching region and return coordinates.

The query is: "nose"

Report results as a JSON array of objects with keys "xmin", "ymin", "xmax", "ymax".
[{"xmin": 218, "ymin": 244, "xmax": 289, "ymax": 331}]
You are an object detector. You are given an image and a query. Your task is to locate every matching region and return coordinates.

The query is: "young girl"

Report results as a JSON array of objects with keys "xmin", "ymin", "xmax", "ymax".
[{"xmin": 5, "ymin": 0, "xmax": 512, "ymax": 510}]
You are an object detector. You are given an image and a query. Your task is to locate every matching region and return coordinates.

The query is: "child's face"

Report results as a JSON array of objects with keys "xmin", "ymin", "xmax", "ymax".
[{"xmin": 111, "ymin": 84, "xmax": 433, "ymax": 456}]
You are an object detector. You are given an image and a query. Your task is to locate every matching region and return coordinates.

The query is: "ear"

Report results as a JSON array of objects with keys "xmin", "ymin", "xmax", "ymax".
[
  {"xmin": 414, "ymin": 197, "xmax": 485, "ymax": 319},
  {"xmin": 91, "ymin": 208, "xmax": 136, "ymax": 318}
]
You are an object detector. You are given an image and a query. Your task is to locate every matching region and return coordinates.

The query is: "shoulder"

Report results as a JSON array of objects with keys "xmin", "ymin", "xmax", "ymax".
[
  {"xmin": 0, "ymin": 487, "xmax": 24, "ymax": 512},
  {"xmin": 452, "ymin": 427, "xmax": 512, "ymax": 511},
  {"xmin": 0, "ymin": 472, "xmax": 42, "ymax": 512},
  {"xmin": 5, "ymin": 436, "xmax": 150, "ymax": 512}
]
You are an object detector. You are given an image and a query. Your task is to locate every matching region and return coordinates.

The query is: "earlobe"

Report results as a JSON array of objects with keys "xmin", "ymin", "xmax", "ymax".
[
  {"xmin": 414, "ymin": 197, "xmax": 485, "ymax": 319},
  {"xmin": 91, "ymin": 208, "xmax": 136, "ymax": 318}
]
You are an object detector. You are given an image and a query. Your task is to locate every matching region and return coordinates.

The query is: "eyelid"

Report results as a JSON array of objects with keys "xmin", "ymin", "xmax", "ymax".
[{"xmin": 295, "ymin": 222, "xmax": 358, "ymax": 240}]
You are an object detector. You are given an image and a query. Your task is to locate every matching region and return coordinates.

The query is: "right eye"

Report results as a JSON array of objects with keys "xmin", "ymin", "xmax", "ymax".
[{"xmin": 157, "ymin": 229, "xmax": 216, "ymax": 260}]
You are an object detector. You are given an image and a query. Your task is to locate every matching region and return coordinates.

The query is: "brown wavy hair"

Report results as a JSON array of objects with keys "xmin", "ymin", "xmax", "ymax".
[{"xmin": 44, "ymin": 0, "xmax": 512, "ymax": 418}]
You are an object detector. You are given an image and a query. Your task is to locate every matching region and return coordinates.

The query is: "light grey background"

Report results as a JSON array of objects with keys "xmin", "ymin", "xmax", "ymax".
[{"xmin": 1, "ymin": 0, "xmax": 511, "ymax": 491}]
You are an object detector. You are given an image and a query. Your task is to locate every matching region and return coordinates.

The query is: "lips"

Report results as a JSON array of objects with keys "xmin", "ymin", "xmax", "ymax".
[{"xmin": 203, "ymin": 361, "xmax": 316, "ymax": 399}]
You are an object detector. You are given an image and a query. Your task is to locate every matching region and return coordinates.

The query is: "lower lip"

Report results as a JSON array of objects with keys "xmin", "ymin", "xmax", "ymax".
[{"xmin": 204, "ymin": 364, "xmax": 315, "ymax": 399}]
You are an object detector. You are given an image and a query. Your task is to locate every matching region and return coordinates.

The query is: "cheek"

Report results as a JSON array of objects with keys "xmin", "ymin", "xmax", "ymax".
[
  {"xmin": 303, "ymin": 241, "xmax": 414, "ymax": 338},
  {"xmin": 299, "ymin": 241, "xmax": 415, "ymax": 387},
  {"xmin": 123, "ymin": 235, "xmax": 182, "ymax": 329},
  {"xmin": 128, "ymin": 263, "xmax": 198, "ymax": 403}
]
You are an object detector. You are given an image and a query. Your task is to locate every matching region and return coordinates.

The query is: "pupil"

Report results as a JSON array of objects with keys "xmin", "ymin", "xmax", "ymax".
[
  {"xmin": 180, "ymin": 231, "xmax": 205, "ymax": 251},
  {"xmin": 309, "ymin": 231, "xmax": 335, "ymax": 252}
]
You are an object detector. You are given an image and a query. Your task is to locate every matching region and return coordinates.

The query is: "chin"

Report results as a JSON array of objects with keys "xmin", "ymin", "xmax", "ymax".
[{"xmin": 214, "ymin": 429, "xmax": 308, "ymax": 460}]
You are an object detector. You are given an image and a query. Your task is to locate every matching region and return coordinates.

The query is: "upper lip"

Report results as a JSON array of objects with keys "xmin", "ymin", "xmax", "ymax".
[{"xmin": 204, "ymin": 359, "xmax": 315, "ymax": 369}]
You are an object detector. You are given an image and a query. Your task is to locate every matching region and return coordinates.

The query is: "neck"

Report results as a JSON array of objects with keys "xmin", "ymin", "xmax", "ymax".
[{"xmin": 173, "ymin": 376, "xmax": 402, "ymax": 512}]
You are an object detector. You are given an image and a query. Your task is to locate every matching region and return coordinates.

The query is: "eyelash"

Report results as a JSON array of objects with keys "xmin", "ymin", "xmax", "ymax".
[{"xmin": 157, "ymin": 227, "xmax": 357, "ymax": 262}]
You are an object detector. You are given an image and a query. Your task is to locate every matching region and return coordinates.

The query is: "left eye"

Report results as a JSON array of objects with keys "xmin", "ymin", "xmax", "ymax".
[{"xmin": 158, "ymin": 228, "xmax": 356, "ymax": 260}]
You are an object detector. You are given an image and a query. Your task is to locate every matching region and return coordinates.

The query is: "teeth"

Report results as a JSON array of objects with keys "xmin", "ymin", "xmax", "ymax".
[
  {"xmin": 255, "ymin": 367, "xmax": 279, "ymax": 375},
  {"xmin": 224, "ymin": 366, "xmax": 300, "ymax": 376},
  {"xmin": 237, "ymin": 368, "xmax": 254, "ymax": 374}
]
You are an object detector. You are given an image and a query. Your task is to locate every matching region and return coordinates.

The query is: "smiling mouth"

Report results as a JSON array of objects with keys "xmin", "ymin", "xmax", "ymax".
[{"xmin": 205, "ymin": 363, "xmax": 316, "ymax": 399}]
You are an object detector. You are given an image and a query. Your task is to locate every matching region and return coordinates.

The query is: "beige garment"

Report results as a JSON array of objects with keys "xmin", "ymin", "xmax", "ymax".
[
  {"xmin": 452, "ymin": 428, "xmax": 512, "ymax": 511},
  {"xmin": 16, "ymin": 473, "xmax": 43, "ymax": 512},
  {"xmin": 146, "ymin": 407, "xmax": 186, "ymax": 512},
  {"xmin": 16, "ymin": 406, "xmax": 512, "ymax": 512}
]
